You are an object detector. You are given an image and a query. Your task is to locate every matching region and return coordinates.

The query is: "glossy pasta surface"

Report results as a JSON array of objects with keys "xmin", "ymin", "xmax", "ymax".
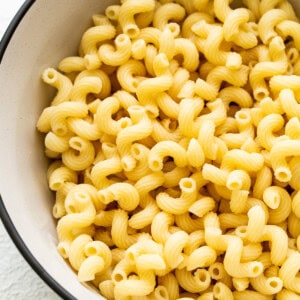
[{"xmin": 37, "ymin": 0, "xmax": 300, "ymax": 299}]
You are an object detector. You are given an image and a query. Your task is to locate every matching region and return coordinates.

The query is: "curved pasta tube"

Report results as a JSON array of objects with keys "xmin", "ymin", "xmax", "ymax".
[
  {"xmin": 44, "ymin": 131, "xmax": 71, "ymax": 153},
  {"xmin": 175, "ymin": 268, "xmax": 211, "ymax": 293},
  {"xmin": 151, "ymin": 119, "xmax": 182, "ymax": 143},
  {"xmin": 164, "ymin": 230, "xmax": 189, "ymax": 269},
  {"xmin": 94, "ymin": 209, "xmax": 115, "ymax": 227},
  {"xmin": 62, "ymin": 137, "xmax": 95, "ymax": 171},
  {"xmin": 204, "ymin": 213, "xmax": 263, "ymax": 278},
  {"xmin": 279, "ymin": 89, "xmax": 300, "ymax": 119},
  {"xmin": 36, "ymin": 106, "xmax": 56, "ymax": 133},
  {"xmin": 80, "ymin": 24, "xmax": 116, "ymax": 69},
  {"xmin": 129, "ymin": 196, "xmax": 160, "ymax": 229},
  {"xmin": 116, "ymin": 105, "xmax": 153, "ymax": 171},
  {"xmin": 178, "ymin": 98, "xmax": 204, "ymax": 138},
  {"xmin": 223, "ymin": 8, "xmax": 257, "ymax": 49},
  {"xmin": 198, "ymin": 119, "xmax": 218, "ymax": 160},
  {"xmin": 75, "ymin": 69, "xmax": 111, "ymax": 100},
  {"xmin": 111, "ymin": 210, "xmax": 138, "ymax": 249},
  {"xmin": 105, "ymin": 5, "xmax": 121, "ymax": 21},
  {"xmin": 156, "ymin": 92, "xmax": 180, "ymax": 119},
  {"xmin": 50, "ymin": 102, "xmax": 88, "ymax": 136},
  {"xmin": 117, "ymin": 59, "xmax": 146, "ymax": 93},
  {"xmin": 257, "ymin": 114, "xmax": 285, "ymax": 151},
  {"xmin": 226, "ymin": 170, "xmax": 251, "ymax": 191},
  {"xmin": 187, "ymin": 246, "xmax": 217, "ymax": 270},
  {"xmin": 134, "ymin": 171, "xmax": 165, "ymax": 199},
  {"xmin": 118, "ymin": 0, "xmax": 156, "ymax": 38},
  {"xmin": 246, "ymin": 205, "xmax": 267, "ymax": 243},
  {"xmin": 174, "ymin": 213, "xmax": 204, "ymax": 234},
  {"xmin": 95, "ymin": 96, "xmax": 124, "ymax": 136},
  {"xmin": 67, "ymin": 117, "xmax": 101, "ymax": 141},
  {"xmin": 70, "ymin": 76, "xmax": 102, "ymax": 103},
  {"xmin": 264, "ymin": 186, "xmax": 292, "ymax": 224},
  {"xmin": 42, "ymin": 68, "xmax": 73, "ymax": 105},
  {"xmin": 126, "ymin": 237, "xmax": 163, "ymax": 262},
  {"xmin": 258, "ymin": 9, "xmax": 288, "ymax": 44},
  {"xmin": 98, "ymin": 182, "xmax": 140, "ymax": 211},
  {"xmin": 78, "ymin": 256, "xmax": 105, "ymax": 282},
  {"xmin": 125, "ymin": 143, "xmax": 153, "ymax": 182},
  {"xmin": 157, "ymin": 177, "xmax": 197, "ymax": 215},
  {"xmin": 213, "ymin": 0, "xmax": 231, "ymax": 22},
  {"xmin": 153, "ymin": 3, "xmax": 186, "ymax": 30},
  {"xmin": 114, "ymin": 270, "xmax": 156, "ymax": 298},
  {"xmin": 259, "ymin": 0, "xmax": 283, "ymax": 15},
  {"xmin": 223, "ymin": 236, "xmax": 264, "ymax": 278},
  {"xmin": 58, "ymin": 56, "xmax": 85, "ymax": 74},
  {"xmin": 57, "ymin": 187, "xmax": 96, "ymax": 249},
  {"xmin": 173, "ymin": 38, "xmax": 199, "ymax": 72},
  {"xmin": 250, "ymin": 37, "xmax": 287, "ymax": 101},
  {"xmin": 277, "ymin": 288, "xmax": 300, "ymax": 300},
  {"xmin": 221, "ymin": 149, "xmax": 264, "ymax": 172},
  {"xmin": 182, "ymin": 11, "xmax": 214, "ymax": 40},
  {"xmin": 188, "ymin": 197, "xmax": 215, "ymax": 218},
  {"xmin": 158, "ymin": 273, "xmax": 180, "ymax": 300},
  {"xmin": 69, "ymin": 234, "xmax": 92, "ymax": 271},
  {"xmin": 187, "ymin": 138, "xmax": 205, "ymax": 168},
  {"xmin": 270, "ymin": 75, "xmax": 300, "ymax": 95},
  {"xmin": 48, "ymin": 165, "xmax": 77, "ymax": 192},
  {"xmin": 136, "ymin": 53, "xmax": 173, "ymax": 116},
  {"xmin": 148, "ymin": 141, "xmax": 188, "ymax": 171},
  {"xmin": 192, "ymin": 21, "xmax": 242, "ymax": 70},
  {"xmin": 168, "ymin": 65, "xmax": 194, "ymax": 98},
  {"xmin": 218, "ymin": 86, "xmax": 253, "ymax": 110},
  {"xmin": 195, "ymin": 65, "xmax": 249, "ymax": 101},
  {"xmin": 159, "ymin": 28, "xmax": 175, "ymax": 61},
  {"xmin": 201, "ymin": 97, "xmax": 227, "ymax": 127},
  {"xmin": 131, "ymin": 38, "xmax": 147, "ymax": 60},
  {"xmin": 79, "ymin": 240, "xmax": 112, "ymax": 281},
  {"xmin": 220, "ymin": 121, "xmax": 255, "ymax": 150},
  {"xmin": 151, "ymin": 212, "xmax": 174, "ymax": 244},
  {"xmin": 285, "ymin": 117, "xmax": 300, "ymax": 140},
  {"xmin": 260, "ymin": 225, "xmax": 288, "ymax": 266},
  {"xmin": 250, "ymin": 274, "xmax": 283, "ymax": 295},
  {"xmin": 277, "ymin": 20, "xmax": 300, "ymax": 50},
  {"xmin": 53, "ymin": 182, "xmax": 75, "ymax": 219},
  {"xmin": 292, "ymin": 191, "xmax": 300, "ymax": 218},
  {"xmin": 99, "ymin": 34, "xmax": 132, "ymax": 66},
  {"xmin": 213, "ymin": 282, "xmax": 234, "ymax": 300},
  {"xmin": 279, "ymin": 251, "xmax": 300, "ymax": 293},
  {"xmin": 202, "ymin": 163, "xmax": 229, "ymax": 186},
  {"xmin": 270, "ymin": 139, "xmax": 300, "ymax": 182},
  {"xmin": 91, "ymin": 156, "xmax": 122, "ymax": 189},
  {"xmin": 114, "ymin": 90, "xmax": 139, "ymax": 109},
  {"xmin": 136, "ymin": 27, "xmax": 161, "ymax": 49}
]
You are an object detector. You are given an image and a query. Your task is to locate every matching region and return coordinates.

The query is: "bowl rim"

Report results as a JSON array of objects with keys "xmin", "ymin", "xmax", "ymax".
[{"xmin": 0, "ymin": 2, "xmax": 75, "ymax": 299}]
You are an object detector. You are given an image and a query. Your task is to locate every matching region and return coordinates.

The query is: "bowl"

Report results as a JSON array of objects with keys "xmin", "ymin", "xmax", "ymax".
[{"xmin": 1, "ymin": 1, "xmax": 300, "ymax": 300}]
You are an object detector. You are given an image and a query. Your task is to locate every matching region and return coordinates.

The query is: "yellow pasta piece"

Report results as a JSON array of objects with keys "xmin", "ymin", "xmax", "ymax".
[{"xmin": 118, "ymin": 0, "xmax": 156, "ymax": 38}]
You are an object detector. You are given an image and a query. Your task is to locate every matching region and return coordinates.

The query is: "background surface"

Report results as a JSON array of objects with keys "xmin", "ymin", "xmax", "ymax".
[{"xmin": 0, "ymin": 1, "xmax": 61, "ymax": 299}]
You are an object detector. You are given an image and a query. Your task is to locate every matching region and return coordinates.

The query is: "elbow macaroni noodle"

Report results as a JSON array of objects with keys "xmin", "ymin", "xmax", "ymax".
[{"xmin": 37, "ymin": 0, "xmax": 300, "ymax": 298}]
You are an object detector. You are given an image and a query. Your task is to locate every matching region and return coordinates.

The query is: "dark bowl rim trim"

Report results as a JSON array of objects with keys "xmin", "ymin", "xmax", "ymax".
[{"xmin": 0, "ymin": 1, "xmax": 76, "ymax": 299}]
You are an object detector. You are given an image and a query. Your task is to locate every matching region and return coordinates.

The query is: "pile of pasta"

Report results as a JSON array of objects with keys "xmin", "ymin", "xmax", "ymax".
[{"xmin": 37, "ymin": 0, "xmax": 300, "ymax": 299}]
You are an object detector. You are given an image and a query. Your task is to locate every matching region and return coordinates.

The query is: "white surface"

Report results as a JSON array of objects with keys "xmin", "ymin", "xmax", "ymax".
[{"xmin": 0, "ymin": 1, "xmax": 61, "ymax": 299}]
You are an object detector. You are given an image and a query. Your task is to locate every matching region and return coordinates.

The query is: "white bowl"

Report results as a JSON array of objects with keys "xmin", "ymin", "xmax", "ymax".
[{"xmin": 1, "ymin": 1, "xmax": 300, "ymax": 300}]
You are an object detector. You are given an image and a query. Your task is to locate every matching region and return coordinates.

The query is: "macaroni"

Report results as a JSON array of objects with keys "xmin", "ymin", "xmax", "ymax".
[{"xmin": 37, "ymin": 0, "xmax": 300, "ymax": 298}]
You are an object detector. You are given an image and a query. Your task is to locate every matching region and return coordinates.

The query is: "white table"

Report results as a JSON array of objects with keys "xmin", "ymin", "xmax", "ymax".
[{"xmin": 0, "ymin": 1, "xmax": 61, "ymax": 299}]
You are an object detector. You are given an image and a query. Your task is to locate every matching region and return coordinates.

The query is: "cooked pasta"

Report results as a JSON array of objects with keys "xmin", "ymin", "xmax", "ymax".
[{"xmin": 37, "ymin": 0, "xmax": 300, "ymax": 298}]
